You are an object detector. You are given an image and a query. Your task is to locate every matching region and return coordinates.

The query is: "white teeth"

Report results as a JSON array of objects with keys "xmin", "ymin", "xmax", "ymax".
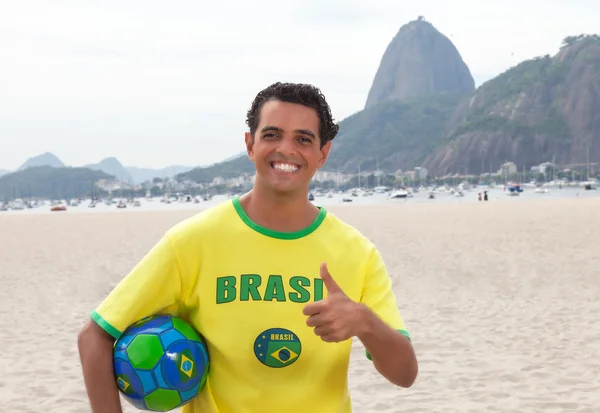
[{"xmin": 272, "ymin": 162, "xmax": 299, "ymax": 172}]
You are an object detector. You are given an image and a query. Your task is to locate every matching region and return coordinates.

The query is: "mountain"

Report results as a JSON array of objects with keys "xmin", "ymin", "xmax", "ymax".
[
  {"xmin": 8, "ymin": 28, "xmax": 600, "ymax": 185},
  {"xmin": 84, "ymin": 157, "xmax": 132, "ymax": 183},
  {"xmin": 0, "ymin": 166, "xmax": 114, "ymax": 200},
  {"xmin": 7, "ymin": 152, "xmax": 195, "ymax": 184},
  {"xmin": 125, "ymin": 165, "xmax": 195, "ymax": 184},
  {"xmin": 18, "ymin": 152, "xmax": 65, "ymax": 170},
  {"xmin": 365, "ymin": 17, "xmax": 475, "ymax": 109},
  {"xmin": 424, "ymin": 34, "xmax": 600, "ymax": 175},
  {"xmin": 177, "ymin": 154, "xmax": 254, "ymax": 184},
  {"xmin": 172, "ymin": 31, "xmax": 600, "ymax": 183},
  {"xmin": 216, "ymin": 151, "xmax": 246, "ymax": 164},
  {"xmin": 324, "ymin": 92, "xmax": 462, "ymax": 172}
]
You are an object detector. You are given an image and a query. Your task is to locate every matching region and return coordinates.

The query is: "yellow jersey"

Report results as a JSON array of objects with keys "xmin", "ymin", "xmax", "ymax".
[{"xmin": 92, "ymin": 197, "xmax": 410, "ymax": 413}]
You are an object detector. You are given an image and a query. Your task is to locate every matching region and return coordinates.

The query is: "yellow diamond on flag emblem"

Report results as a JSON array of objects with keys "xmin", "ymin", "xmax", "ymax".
[
  {"xmin": 180, "ymin": 354, "xmax": 194, "ymax": 377},
  {"xmin": 117, "ymin": 377, "xmax": 130, "ymax": 391},
  {"xmin": 270, "ymin": 346, "xmax": 298, "ymax": 364}
]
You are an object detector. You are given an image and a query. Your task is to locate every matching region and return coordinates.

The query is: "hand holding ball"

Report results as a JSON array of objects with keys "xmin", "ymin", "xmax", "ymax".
[{"xmin": 113, "ymin": 315, "xmax": 209, "ymax": 412}]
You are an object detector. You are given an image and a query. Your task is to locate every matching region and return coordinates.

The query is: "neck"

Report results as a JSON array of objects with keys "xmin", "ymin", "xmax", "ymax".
[{"xmin": 239, "ymin": 182, "xmax": 319, "ymax": 233}]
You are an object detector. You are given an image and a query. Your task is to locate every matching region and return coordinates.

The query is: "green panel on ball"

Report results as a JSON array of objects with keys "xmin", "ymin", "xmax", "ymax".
[
  {"xmin": 172, "ymin": 317, "xmax": 201, "ymax": 341},
  {"xmin": 144, "ymin": 388, "xmax": 182, "ymax": 412},
  {"xmin": 127, "ymin": 334, "xmax": 164, "ymax": 370}
]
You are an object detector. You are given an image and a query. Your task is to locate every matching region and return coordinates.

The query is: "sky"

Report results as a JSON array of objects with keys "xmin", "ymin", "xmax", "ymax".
[{"xmin": 1, "ymin": 0, "xmax": 599, "ymax": 170}]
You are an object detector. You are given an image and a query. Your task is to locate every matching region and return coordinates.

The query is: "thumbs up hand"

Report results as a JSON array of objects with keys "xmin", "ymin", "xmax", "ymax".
[{"xmin": 302, "ymin": 262, "xmax": 366, "ymax": 343}]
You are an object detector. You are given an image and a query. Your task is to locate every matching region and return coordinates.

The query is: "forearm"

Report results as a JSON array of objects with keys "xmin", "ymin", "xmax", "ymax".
[
  {"xmin": 357, "ymin": 306, "xmax": 418, "ymax": 387},
  {"xmin": 78, "ymin": 320, "xmax": 123, "ymax": 413}
]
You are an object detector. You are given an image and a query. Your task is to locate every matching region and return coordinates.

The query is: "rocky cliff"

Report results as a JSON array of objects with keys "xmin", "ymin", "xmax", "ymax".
[
  {"xmin": 425, "ymin": 35, "xmax": 600, "ymax": 175},
  {"xmin": 365, "ymin": 17, "xmax": 475, "ymax": 109}
]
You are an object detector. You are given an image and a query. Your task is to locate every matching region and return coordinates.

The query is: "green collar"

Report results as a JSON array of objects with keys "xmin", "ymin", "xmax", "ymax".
[{"xmin": 232, "ymin": 197, "xmax": 327, "ymax": 240}]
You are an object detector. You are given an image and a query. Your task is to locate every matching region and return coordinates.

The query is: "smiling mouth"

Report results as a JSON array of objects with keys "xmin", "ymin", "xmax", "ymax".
[{"xmin": 270, "ymin": 162, "xmax": 301, "ymax": 173}]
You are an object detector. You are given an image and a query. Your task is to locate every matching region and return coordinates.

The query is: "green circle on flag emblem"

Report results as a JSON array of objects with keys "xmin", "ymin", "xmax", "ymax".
[{"xmin": 254, "ymin": 328, "xmax": 302, "ymax": 368}]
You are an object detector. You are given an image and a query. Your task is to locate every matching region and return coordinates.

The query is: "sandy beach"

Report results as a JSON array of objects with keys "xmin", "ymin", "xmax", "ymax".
[{"xmin": 1, "ymin": 197, "xmax": 599, "ymax": 413}]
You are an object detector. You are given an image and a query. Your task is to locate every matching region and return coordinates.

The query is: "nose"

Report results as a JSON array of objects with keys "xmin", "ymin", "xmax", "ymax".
[{"xmin": 276, "ymin": 135, "xmax": 297, "ymax": 156}]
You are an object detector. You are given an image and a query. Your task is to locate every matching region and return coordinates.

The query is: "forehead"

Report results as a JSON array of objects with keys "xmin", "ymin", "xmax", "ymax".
[{"xmin": 258, "ymin": 100, "xmax": 319, "ymax": 131}]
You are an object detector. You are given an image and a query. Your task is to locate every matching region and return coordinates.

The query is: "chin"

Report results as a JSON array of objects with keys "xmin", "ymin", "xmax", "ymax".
[
  {"xmin": 264, "ymin": 181, "xmax": 308, "ymax": 196},
  {"xmin": 271, "ymin": 185, "xmax": 307, "ymax": 196},
  {"xmin": 256, "ymin": 169, "xmax": 310, "ymax": 195}
]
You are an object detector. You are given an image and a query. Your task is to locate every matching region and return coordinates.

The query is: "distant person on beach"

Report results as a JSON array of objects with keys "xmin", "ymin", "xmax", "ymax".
[
  {"xmin": 484, "ymin": 191, "xmax": 489, "ymax": 201},
  {"xmin": 77, "ymin": 82, "xmax": 418, "ymax": 413},
  {"xmin": 478, "ymin": 193, "xmax": 482, "ymax": 201}
]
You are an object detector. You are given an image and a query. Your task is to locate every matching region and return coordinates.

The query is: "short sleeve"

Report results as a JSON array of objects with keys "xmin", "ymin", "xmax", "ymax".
[
  {"xmin": 91, "ymin": 234, "xmax": 183, "ymax": 340},
  {"xmin": 360, "ymin": 248, "xmax": 410, "ymax": 360}
]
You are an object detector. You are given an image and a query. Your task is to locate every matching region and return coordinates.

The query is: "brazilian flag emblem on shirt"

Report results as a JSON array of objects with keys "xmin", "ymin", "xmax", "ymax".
[{"xmin": 254, "ymin": 328, "xmax": 302, "ymax": 368}]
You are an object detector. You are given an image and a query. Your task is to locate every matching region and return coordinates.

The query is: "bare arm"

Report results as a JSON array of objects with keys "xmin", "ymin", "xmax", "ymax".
[
  {"xmin": 78, "ymin": 320, "xmax": 122, "ymax": 413},
  {"xmin": 357, "ymin": 306, "xmax": 418, "ymax": 388}
]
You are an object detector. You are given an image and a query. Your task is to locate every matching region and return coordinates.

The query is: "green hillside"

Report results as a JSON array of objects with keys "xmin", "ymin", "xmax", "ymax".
[{"xmin": 0, "ymin": 166, "xmax": 114, "ymax": 200}]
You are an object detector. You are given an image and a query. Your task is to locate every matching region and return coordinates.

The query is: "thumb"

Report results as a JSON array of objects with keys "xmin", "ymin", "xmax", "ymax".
[{"xmin": 320, "ymin": 262, "xmax": 343, "ymax": 294}]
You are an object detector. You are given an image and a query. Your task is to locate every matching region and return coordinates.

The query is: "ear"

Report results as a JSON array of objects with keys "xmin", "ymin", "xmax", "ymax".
[
  {"xmin": 245, "ymin": 132, "xmax": 255, "ymax": 161},
  {"xmin": 317, "ymin": 141, "xmax": 332, "ymax": 169}
]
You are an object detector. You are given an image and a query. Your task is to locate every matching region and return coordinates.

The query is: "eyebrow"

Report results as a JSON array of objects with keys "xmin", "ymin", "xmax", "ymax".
[{"xmin": 261, "ymin": 125, "xmax": 316, "ymax": 139}]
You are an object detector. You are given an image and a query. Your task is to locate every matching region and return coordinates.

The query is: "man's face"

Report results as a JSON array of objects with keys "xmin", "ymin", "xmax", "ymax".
[{"xmin": 245, "ymin": 100, "xmax": 331, "ymax": 196}]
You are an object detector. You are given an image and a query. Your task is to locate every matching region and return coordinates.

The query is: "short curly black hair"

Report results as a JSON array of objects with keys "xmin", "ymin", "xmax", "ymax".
[{"xmin": 245, "ymin": 82, "xmax": 339, "ymax": 148}]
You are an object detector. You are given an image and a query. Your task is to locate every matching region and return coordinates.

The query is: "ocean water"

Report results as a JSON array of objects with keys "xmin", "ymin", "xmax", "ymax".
[{"xmin": 1, "ymin": 185, "xmax": 599, "ymax": 216}]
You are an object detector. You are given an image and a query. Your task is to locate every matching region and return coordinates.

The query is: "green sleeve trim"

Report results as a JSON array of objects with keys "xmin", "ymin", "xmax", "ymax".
[
  {"xmin": 91, "ymin": 310, "xmax": 122, "ymax": 340},
  {"xmin": 365, "ymin": 329, "xmax": 411, "ymax": 361}
]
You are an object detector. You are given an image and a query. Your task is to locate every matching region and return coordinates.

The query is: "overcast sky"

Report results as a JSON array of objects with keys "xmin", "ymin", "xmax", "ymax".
[{"xmin": 1, "ymin": 0, "xmax": 599, "ymax": 170}]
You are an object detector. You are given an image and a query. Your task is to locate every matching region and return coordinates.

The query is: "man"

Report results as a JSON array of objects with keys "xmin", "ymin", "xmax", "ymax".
[{"xmin": 78, "ymin": 82, "xmax": 418, "ymax": 413}]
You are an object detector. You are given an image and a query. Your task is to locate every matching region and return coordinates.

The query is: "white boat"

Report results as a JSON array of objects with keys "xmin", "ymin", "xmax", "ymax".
[
  {"xmin": 458, "ymin": 181, "xmax": 471, "ymax": 191},
  {"xmin": 388, "ymin": 189, "xmax": 409, "ymax": 199},
  {"xmin": 9, "ymin": 199, "xmax": 26, "ymax": 210}
]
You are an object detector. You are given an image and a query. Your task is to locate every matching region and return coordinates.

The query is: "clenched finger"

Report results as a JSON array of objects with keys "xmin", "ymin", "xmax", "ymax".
[
  {"xmin": 306, "ymin": 314, "xmax": 327, "ymax": 328},
  {"xmin": 313, "ymin": 325, "xmax": 333, "ymax": 337},
  {"xmin": 320, "ymin": 333, "xmax": 342, "ymax": 343}
]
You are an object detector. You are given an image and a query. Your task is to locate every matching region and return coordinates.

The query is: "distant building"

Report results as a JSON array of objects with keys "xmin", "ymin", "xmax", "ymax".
[
  {"xmin": 531, "ymin": 162, "xmax": 554, "ymax": 174},
  {"xmin": 414, "ymin": 167, "xmax": 428, "ymax": 180},
  {"xmin": 499, "ymin": 162, "xmax": 517, "ymax": 176},
  {"xmin": 212, "ymin": 176, "xmax": 225, "ymax": 186},
  {"xmin": 312, "ymin": 171, "xmax": 349, "ymax": 184}
]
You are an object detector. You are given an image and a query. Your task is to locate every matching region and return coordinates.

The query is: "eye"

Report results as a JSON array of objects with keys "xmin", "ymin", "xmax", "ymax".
[
  {"xmin": 263, "ymin": 133, "xmax": 278, "ymax": 139},
  {"xmin": 298, "ymin": 137, "xmax": 312, "ymax": 143}
]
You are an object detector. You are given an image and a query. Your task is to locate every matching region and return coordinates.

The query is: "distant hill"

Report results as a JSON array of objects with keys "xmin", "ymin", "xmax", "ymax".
[
  {"xmin": 325, "ymin": 92, "xmax": 463, "ymax": 172},
  {"xmin": 84, "ymin": 157, "xmax": 132, "ymax": 183},
  {"xmin": 7, "ymin": 152, "xmax": 195, "ymax": 184},
  {"xmin": 125, "ymin": 165, "xmax": 195, "ymax": 184},
  {"xmin": 177, "ymin": 154, "xmax": 254, "ymax": 184},
  {"xmin": 18, "ymin": 152, "xmax": 65, "ymax": 170},
  {"xmin": 365, "ymin": 17, "xmax": 475, "ymax": 109},
  {"xmin": 0, "ymin": 166, "xmax": 114, "ymax": 200},
  {"xmin": 216, "ymin": 151, "xmax": 246, "ymax": 164}
]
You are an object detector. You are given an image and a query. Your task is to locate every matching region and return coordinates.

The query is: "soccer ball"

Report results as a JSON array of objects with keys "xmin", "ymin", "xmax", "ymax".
[{"xmin": 112, "ymin": 314, "xmax": 209, "ymax": 411}]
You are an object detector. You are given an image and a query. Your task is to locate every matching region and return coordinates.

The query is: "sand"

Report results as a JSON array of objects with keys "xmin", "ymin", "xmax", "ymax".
[{"xmin": 1, "ymin": 197, "xmax": 599, "ymax": 412}]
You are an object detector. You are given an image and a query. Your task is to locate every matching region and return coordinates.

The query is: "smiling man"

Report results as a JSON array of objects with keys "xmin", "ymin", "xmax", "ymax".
[{"xmin": 78, "ymin": 82, "xmax": 418, "ymax": 413}]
